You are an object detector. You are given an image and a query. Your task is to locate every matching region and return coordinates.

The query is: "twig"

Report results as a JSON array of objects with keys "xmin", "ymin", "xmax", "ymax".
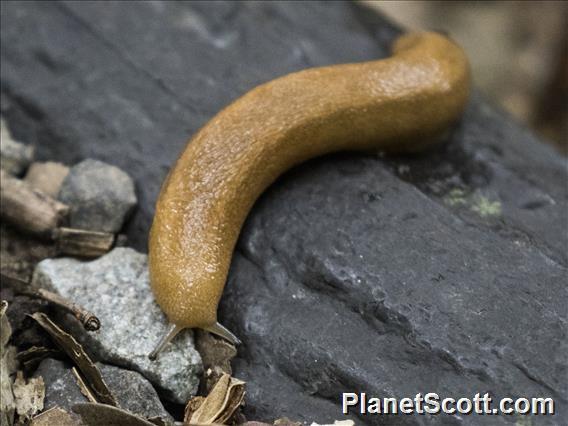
[
  {"xmin": 35, "ymin": 288, "xmax": 100, "ymax": 331},
  {"xmin": 1, "ymin": 273, "xmax": 100, "ymax": 331}
]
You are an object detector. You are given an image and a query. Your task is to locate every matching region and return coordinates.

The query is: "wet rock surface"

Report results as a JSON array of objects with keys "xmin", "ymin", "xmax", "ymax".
[
  {"xmin": 33, "ymin": 248, "xmax": 202, "ymax": 404},
  {"xmin": 58, "ymin": 159, "xmax": 137, "ymax": 233},
  {"xmin": 34, "ymin": 358, "xmax": 173, "ymax": 421},
  {"xmin": 1, "ymin": 1, "xmax": 566, "ymax": 425}
]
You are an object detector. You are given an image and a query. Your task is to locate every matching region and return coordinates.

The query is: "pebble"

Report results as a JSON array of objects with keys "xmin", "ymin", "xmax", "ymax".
[
  {"xmin": 0, "ymin": 118, "xmax": 34, "ymax": 176},
  {"xmin": 58, "ymin": 159, "xmax": 137, "ymax": 233}
]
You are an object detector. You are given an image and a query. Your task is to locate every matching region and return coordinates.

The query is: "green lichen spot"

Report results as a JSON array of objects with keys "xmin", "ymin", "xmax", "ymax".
[
  {"xmin": 471, "ymin": 195, "xmax": 502, "ymax": 217},
  {"xmin": 444, "ymin": 187, "xmax": 502, "ymax": 218},
  {"xmin": 444, "ymin": 188, "xmax": 468, "ymax": 206}
]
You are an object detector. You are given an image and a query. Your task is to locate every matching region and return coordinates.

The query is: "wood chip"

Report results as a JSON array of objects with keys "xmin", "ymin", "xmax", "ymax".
[
  {"xmin": 24, "ymin": 161, "xmax": 70, "ymax": 198},
  {"xmin": 184, "ymin": 373, "xmax": 245, "ymax": 425},
  {"xmin": 30, "ymin": 312, "xmax": 117, "ymax": 406},
  {"xmin": 73, "ymin": 403, "xmax": 156, "ymax": 426},
  {"xmin": 53, "ymin": 227, "xmax": 115, "ymax": 259},
  {"xmin": 0, "ymin": 169, "xmax": 69, "ymax": 238},
  {"xmin": 13, "ymin": 371, "xmax": 45, "ymax": 421},
  {"xmin": 30, "ymin": 406, "xmax": 78, "ymax": 426}
]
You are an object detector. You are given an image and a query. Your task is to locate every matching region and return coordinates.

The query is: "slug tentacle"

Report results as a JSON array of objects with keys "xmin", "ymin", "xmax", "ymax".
[
  {"xmin": 205, "ymin": 322, "xmax": 242, "ymax": 346},
  {"xmin": 148, "ymin": 32, "xmax": 471, "ymax": 358},
  {"xmin": 148, "ymin": 323, "xmax": 184, "ymax": 360}
]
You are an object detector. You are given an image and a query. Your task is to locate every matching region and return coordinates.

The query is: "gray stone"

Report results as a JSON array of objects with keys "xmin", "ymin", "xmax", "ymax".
[
  {"xmin": 58, "ymin": 159, "xmax": 137, "ymax": 233},
  {"xmin": 98, "ymin": 363, "xmax": 173, "ymax": 422},
  {"xmin": 33, "ymin": 358, "xmax": 85, "ymax": 411},
  {"xmin": 0, "ymin": 117, "xmax": 33, "ymax": 176},
  {"xmin": 32, "ymin": 248, "xmax": 202, "ymax": 404},
  {"xmin": 34, "ymin": 358, "xmax": 173, "ymax": 421},
  {"xmin": 2, "ymin": 2, "xmax": 566, "ymax": 424}
]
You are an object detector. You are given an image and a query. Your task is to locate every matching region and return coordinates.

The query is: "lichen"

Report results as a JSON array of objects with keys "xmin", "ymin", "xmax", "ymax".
[{"xmin": 471, "ymin": 195, "xmax": 502, "ymax": 217}]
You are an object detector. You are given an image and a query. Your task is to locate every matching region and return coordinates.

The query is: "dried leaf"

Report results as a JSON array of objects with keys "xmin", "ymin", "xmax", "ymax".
[
  {"xmin": 183, "ymin": 396, "xmax": 204, "ymax": 422},
  {"xmin": 184, "ymin": 373, "xmax": 245, "ymax": 425},
  {"xmin": 0, "ymin": 301, "xmax": 11, "ymax": 350},
  {"xmin": 196, "ymin": 330, "xmax": 237, "ymax": 394},
  {"xmin": 0, "ymin": 301, "xmax": 16, "ymax": 426},
  {"xmin": 0, "ymin": 354, "xmax": 16, "ymax": 426},
  {"xmin": 30, "ymin": 312, "xmax": 117, "ymax": 406},
  {"xmin": 12, "ymin": 372, "xmax": 44, "ymax": 421},
  {"xmin": 30, "ymin": 406, "xmax": 78, "ymax": 426},
  {"xmin": 72, "ymin": 367, "xmax": 97, "ymax": 403},
  {"xmin": 73, "ymin": 403, "xmax": 156, "ymax": 426},
  {"xmin": 196, "ymin": 331, "xmax": 237, "ymax": 376}
]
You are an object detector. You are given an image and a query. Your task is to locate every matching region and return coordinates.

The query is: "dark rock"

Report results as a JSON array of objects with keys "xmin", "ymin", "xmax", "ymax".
[
  {"xmin": 34, "ymin": 358, "xmax": 173, "ymax": 421},
  {"xmin": 1, "ymin": 2, "xmax": 566, "ymax": 425},
  {"xmin": 34, "ymin": 358, "xmax": 85, "ymax": 411},
  {"xmin": 58, "ymin": 159, "xmax": 137, "ymax": 233},
  {"xmin": 99, "ymin": 363, "xmax": 173, "ymax": 422}
]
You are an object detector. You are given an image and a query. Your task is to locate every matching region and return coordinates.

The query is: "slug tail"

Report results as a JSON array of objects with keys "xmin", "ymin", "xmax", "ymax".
[
  {"xmin": 149, "ymin": 323, "xmax": 184, "ymax": 360},
  {"xmin": 204, "ymin": 322, "xmax": 242, "ymax": 346}
]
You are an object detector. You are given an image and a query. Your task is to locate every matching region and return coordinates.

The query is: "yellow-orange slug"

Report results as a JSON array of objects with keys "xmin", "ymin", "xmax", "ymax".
[{"xmin": 148, "ymin": 32, "xmax": 470, "ymax": 358}]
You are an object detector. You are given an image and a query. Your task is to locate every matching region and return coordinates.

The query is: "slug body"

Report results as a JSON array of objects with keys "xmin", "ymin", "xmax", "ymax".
[{"xmin": 148, "ymin": 32, "xmax": 470, "ymax": 354}]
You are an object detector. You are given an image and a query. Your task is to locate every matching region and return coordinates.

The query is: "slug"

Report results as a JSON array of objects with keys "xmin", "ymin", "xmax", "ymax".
[{"xmin": 148, "ymin": 32, "xmax": 470, "ymax": 359}]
